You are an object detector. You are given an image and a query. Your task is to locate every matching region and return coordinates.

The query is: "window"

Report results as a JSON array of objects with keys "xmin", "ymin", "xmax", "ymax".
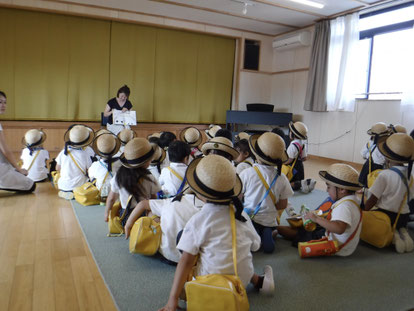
[
  {"xmin": 355, "ymin": 2, "xmax": 414, "ymax": 100},
  {"xmin": 243, "ymin": 39, "xmax": 260, "ymax": 71}
]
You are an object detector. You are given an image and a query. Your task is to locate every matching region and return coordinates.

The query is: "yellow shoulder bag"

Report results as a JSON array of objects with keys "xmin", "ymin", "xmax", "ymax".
[
  {"xmin": 73, "ymin": 181, "xmax": 101, "ymax": 206},
  {"xmin": 185, "ymin": 206, "xmax": 249, "ymax": 311},
  {"xmin": 108, "ymin": 197, "xmax": 131, "ymax": 236},
  {"xmin": 366, "ymin": 144, "xmax": 382, "ymax": 188},
  {"xmin": 129, "ymin": 215, "xmax": 161, "ymax": 255},
  {"xmin": 51, "ymin": 171, "xmax": 60, "ymax": 189}
]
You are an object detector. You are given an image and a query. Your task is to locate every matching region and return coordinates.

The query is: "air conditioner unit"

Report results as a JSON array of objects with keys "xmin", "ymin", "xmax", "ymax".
[{"xmin": 272, "ymin": 31, "xmax": 311, "ymax": 50}]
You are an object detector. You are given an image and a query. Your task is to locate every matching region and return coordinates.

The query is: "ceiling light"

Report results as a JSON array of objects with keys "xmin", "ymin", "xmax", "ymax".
[
  {"xmin": 288, "ymin": 0, "xmax": 324, "ymax": 9},
  {"xmin": 242, "ymin": 3, "xmax": 248, "ymax": 15}
]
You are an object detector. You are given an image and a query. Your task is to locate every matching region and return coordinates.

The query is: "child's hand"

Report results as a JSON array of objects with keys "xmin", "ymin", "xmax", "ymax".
[
  {"xmin": 104, "ymin": 211, "xmax": 109, "ymax": 223},
  {"xmin": 305, "ymin": 211, "xmax": 317, "ymax": 222},
  {"xmin": 158, "ymin": 298, "xmax": 179, "ymax": 311},
  {"xmin": 124, "ymin": 223, "xmax": 132, "ymax": 239}
]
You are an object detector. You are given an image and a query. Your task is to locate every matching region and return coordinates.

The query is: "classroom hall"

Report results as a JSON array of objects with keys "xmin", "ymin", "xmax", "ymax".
[{"xmin": 1, "ymin": 0, "xmax": 414, "ymax": 310}]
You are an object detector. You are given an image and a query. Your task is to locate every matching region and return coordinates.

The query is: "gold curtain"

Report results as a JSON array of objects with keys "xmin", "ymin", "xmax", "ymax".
[{"xmin": 0, "ymin": 8, "xmax": 235, "ymax": 123}]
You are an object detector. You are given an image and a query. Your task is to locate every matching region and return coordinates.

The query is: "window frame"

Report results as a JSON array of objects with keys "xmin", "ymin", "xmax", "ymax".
[{"xmin": 358, "ymin": 1, "xmax": 414, "ymax": 100}]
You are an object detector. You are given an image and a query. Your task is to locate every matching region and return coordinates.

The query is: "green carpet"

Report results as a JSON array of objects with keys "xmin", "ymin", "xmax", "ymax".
[{"xmin": 71, "ymin": 190, "xmax": 414, "ymax": 311}]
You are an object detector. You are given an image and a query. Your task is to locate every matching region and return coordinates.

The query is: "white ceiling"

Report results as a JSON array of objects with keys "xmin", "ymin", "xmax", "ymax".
[{"xmin": 53, "ymin": 0, "xmax": 403, "ymax": 36}]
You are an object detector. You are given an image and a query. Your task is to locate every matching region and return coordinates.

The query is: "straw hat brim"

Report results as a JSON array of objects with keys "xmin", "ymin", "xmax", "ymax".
[
  {"xmin": 185, "ymin": 157, "xmax": 242, "ymax": 203},
  {"xmin": 289, "ymin": 122, "xmax": 307, "ymax": 140},
  {"xmin": 201, "ymin": 141, "xmax": 239, "ymax": 160},
  {"xmin": 63, "ymin": 125, "xmax": 95, "ymax": 147},
  {"xmin": 179, "ymin": 127, "xmax": 203, "ymax": 147},
  {"xmin": 22, "ymin": 130, "xmax": 47, "ymax": 148},
  {"xmin": 119, "ymin": 147, "xmax": 155, "ymax": 169},
  {"xmin": 92, "ymin": 133, "xmax": 121, "ymax": 159},
  {"xmin": 319, "ymin": 171, "xmax": 361, "ymax": 191},
  {"xmin": 152, "ymin": 147, "xmax": 166, "ymax": 164},
  {"xmin": 367, "ymin": 129, "xmax": 389, "ymax": 136},
  {"xmin": 249, "ymin": 133, "xmax": 288, "ymax": 165},
  {"xmin": 377, "ymin": 139, "xmax": 412, "ymax": 163}
]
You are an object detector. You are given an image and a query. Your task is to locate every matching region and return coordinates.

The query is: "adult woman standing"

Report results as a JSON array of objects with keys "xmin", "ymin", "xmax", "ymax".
[
  {"xmin": 103, "ymin": 85, "xmax": 133, "ymax": 125},
  {"xmin": 0, "ymin": 91, "xmax": 35, "ymax": 192}
]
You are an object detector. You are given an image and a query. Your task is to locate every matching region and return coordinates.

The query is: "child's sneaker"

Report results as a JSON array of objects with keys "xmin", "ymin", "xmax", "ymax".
[
  {"xmin": 260, "ymin": 265, "xmax": 275, "ymax": 294},
  {"xmin": 58, "ymin": 191, "xmax": 74, "ymax": 200},
  {"xmin": 393, "ymin": 231, "xmax": 405, "ymax": 253},
  {"xmin": 399, "ymin": 227, "xmax": 414, "ymax": 252},
  {"xmin": 300, "ymin": 179, "xmax": 316, "ymax": 194}
]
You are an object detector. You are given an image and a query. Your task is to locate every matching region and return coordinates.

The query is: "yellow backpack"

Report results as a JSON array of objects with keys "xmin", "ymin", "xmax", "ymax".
[
  {"xmin": 73, "ymin": 182, "xmax": 101, "ymax": 206},
  {"xmin": 108, "ymin": 197, "xmax": 132, "ymax": 236},
  {"xmin": 51, "ymin": 171, "xmax": 60, "ymax": 189},
  {"xmin": 185, "ymin": 207, "xmax": 249, "ymax": 311},
  {"xmin": 129, "ymin": 215, "xmax": 161, "ymax": 256}
]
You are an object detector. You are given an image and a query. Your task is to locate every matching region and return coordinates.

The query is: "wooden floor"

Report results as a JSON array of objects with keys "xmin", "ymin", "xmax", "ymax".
[{"xmin": 0, "ymin": 156, "xmax": 361, "ymax": 311}]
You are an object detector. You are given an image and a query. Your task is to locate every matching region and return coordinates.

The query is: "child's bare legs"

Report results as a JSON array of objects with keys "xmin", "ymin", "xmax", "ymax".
[
  {"xmin": 250, "ymin": 265, "xmax": 274, "ymax": 293},
  {"xmin": 104, "ymin": 190, "xmax": 118, "ymax": 222},
  {"xmin": 276, "ymin": 226, "xmax": 298, "ymax": 240}
]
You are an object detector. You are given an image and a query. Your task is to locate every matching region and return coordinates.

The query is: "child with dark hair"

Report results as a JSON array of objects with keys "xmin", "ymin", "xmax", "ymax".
[
  {"xmin": 159, "ymin": 141, "xmax": 191, "ymax": 198},
  {"xmin": 234, "ymin": 139, "xmax": 255, "ymax": 175},
  {"xmin": 159, "ymin": 131, "xmax": 177, "ymax": 150},
  {"xmin": 201, "ymin": 136, "xmax": 239, "ymax": 162},
  {"xmin": 104, "ymin": 138, "xmax": 160, "ymax": 225},
  {"xmin": 215, "ymin": 128, "xmax": 233, "ymax": 141},
  {"xmin": 271, "ymin": 127, "xmax": 290, "ymax": 147}
]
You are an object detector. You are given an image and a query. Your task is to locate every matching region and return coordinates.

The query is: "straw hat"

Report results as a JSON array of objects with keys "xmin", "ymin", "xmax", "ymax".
[
  {"xmin": 367, "ymin": 122, "xmax": 389, "ymax": 136},
  {"xmin": 151, "ymin": 143, "xmax": 166, "ymax": 164},
  {"xmin": 22, "ymin": 129, "xmax": 46, "ymax": 147},
  {"xmin": 92, "ymin": 133, "xmax": 121, "ymax": 159},
  {"xmin": 389, "ymin": 124, "xmax": 407, "ymax": 134},
  {"xmin": 319, "ymin": 163, "xmax": 361, "ymax": 191},
  {"xmin": 148, "ymin": 132, "xmax": 161, "ymax": 140},
  {"xmin": 179, "ymin": 127, "xmax": 202, "ymax": 147},
  {"xmin": 249, "ymin": 132, "xmax": 288, "ymax": 165},
  {"xmin": 201, "ymin": 136, "xmax": 239, "ymax": 160},
  {"xmin": 185, "ymin": 155, "xmax": 242, "ymax": 203},
  {"xmin": 205, "ymin": 125, "xmax": 222, "ymax": 139},
  {"xmin": 64, "ymin": 124, "xmax": 94, "ymax": 147},
  {"xmin": 118, "ymin": 129, "xmax": 136, "ymax": 145},
  {"xmin": 236, "ymin": 132, "xmax": 250, "ymax": 141},
  {"xmin": 120, "ymin": 138, "xmax": 155, "ymax": 168},
  {"xmin": 289, "ymin": 121, "xmax": 308, "ymax": 140},
  {"xmin": 377, "ymin": 133, "xmax": 414, "ymax": 163}
]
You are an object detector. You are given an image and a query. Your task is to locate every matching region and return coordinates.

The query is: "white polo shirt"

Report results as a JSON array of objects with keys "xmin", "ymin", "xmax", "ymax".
[
  {"xmin": 326, "ymin": 195, "xmax": 362, "ymax": 257},
  {"xmin": 88, "ymin": 159, "xmax": 121, "ymax": 195},
  {"xmin": 236, "ymin": 157, "xmax": 254, "ymax": 175},
  {"xmin": 149, "ymin": 194, "xmax": 203, "ymax": 263},
  {"xmin": 21, "ymin": 148, "xmax": 49, "ymax": 182},
  {"xmin": 240, "ymin": 164, "xmax": 294, "ymax": 227},
  {"xmin": 287, "ymin": 139, "xmax": 307, "ymax": 160},
  {"xmin": 360, "ymin": 141, "xmax": 386, "ymax": 165},
  {"xmin": 369, "ymin": 166, "xmax": 413, "ymax": 214},
  {"xmin": 56, "ymin": 147, "xmax": 92, "ymax": 191},
  {"xmin": 159, "ymin": 162, "xmax": 188, "ymax": 197},
  {"xmin": 110, "ymin": 172, "xmax": 161, "ymax": 209},
  {"xmin": 177, "ymin": 203, "xmax": 260, "ymax": 288}
]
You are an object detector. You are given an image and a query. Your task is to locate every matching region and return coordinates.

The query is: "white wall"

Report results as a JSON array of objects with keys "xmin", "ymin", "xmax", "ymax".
[{"xmin": 267, "ymin": 26, "xmax": 414, "ymax": 163}]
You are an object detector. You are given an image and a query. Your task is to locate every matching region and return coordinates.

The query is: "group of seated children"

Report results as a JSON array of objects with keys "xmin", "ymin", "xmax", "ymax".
[{"xmin": 20, "ymin": 120, "xmax": 414, "ymax": 309}]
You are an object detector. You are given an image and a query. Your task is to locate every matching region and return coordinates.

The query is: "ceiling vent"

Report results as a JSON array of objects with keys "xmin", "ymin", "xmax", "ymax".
[{"xmin": 272, "ymin": 31, "xmax": 311, "ymax": 50}]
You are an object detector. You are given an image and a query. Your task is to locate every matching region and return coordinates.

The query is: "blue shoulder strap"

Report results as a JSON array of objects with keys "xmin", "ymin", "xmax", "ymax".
[
  {"xmin": 389, "ymin": 167, "xmax": 410, "ymax": 203},
  {"xmin": 245, "ymin": 173, "xmax": 279, "ymax": 219},
  {"xmin": 176, "ymin": 177, "xmax": 187, "ymax": 196}
]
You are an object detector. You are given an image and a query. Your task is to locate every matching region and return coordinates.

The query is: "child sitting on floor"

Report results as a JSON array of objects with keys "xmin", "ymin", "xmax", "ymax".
[
  {"xmin": 179, "ymin": 127, "xmax": 203, "ymax": 161},
  {"xmin": 201, "ymin": 136, "xmax": 239, "ymax": 162},
  {"xmin": 21, "ymin": 129, "xmax": 49, "ymax": 182},
  {"xmin": 159, "ymin": 141, "xmax": 191, "ymax": 198},
  {"xmin": 240, "ymin": 132, "xmax": 294, "ymax": 254},
  {"xmin": 234, "ymin": 138, "xmax": 255, "ymax": 175},
  {"xmin": 148, "ymin": 142, "xmax": 166, "ymax": 181},
  {"xmin": 158, "ymin": 155, "xmax": 274, "ymax": 311},
  {"xmin": 363, "ymin": 133, "xmax": 414, "ymax": 253},
  {"xmin": 56, "ymin": 124, "xmax": 94, "ymax": 200},
  {"xmin": 305, "ymin": 163, "xmax": 362, "ymax": 257},
  {"xmin": 104, "ymin": 138, "xmax": 161, "ymax": 226}
]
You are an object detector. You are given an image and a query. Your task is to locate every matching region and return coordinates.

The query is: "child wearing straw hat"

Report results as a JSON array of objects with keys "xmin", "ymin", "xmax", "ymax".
[
  {"xmin": 234, "ymin": 138, "xmax": 255, "ymax": 175},
  {"xmin": 179, "ymin": 127, "xmax": 203, "ymax": 161},
  {"xmin": 358, "ymin": 122, "xmax": 389, "ymax": 187},
  {"xmin": 285, "ymin": 121, "xmax": 316, "ymax": 193},
  {"xmin": 115, "ymin": 128, "xmax": 136, "ymax": 157},
  {"xmin": 88, "ymin": 132, "xmax": 122, "ymax": 203},
  {"xmin": 104, "ymin": 138, "xmax": 161, "ymax": 224},
  {"xmin": 201, "ymin": 136, "xmax": 239, "ymax": 162},
  {"xmin": 305, "ymin": 163, "xmax": 362, "ymax": 256},
  {"xmin": 21, "ymin": 129, "xmax": 49, "ymax": 182},
  {"xmin": 159, "ymin": 141, "xmax": 191, "ymax": 198},
  {"xmin": 148, "ymin": 142, "xmax": 166, "ymax": 180},
  {"xmin": 389, "ymin": 124, "xmax": 407, "ymax": 134},
  {"xmin": 159, "ymin": 155, "xmax": 274, "ymax": 311},
  {"xmin": 204, "ymin": 124, "xmax": 221, "ymax": 140},
  {"xmin": 56, "ymin": 124, "xmax": 94, "ymax": 199},
  {"xmin": 240, "ymin": 132, "xmax": 294, "ymax": 254},
  {"xmin": 363, "ymin": 133, "xmax": 414, "ymax": 253}
]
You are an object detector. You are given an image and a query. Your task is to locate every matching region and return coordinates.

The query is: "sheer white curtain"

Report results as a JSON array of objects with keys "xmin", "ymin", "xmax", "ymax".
[
  {"xmin": 326, "ymin": 13, "xmax": 360, "ymax": 111},
  {"xmin": 400, "ymin": 26, "xmax": 414, "ymax": 112}
]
